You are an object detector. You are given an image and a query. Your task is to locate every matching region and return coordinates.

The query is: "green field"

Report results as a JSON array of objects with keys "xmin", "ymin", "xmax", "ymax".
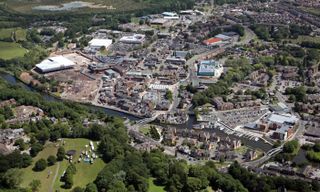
[
  {"xmin": 0, "ymin": 41, "xmax": 27, "ymax": 60},
  {"xmin": 148, "ymin": 178, "xmax": 165, "ymax": 192},
  {"xmin": 0, "ymin": 28, "xmax": 27, "ymax": 41},
  {"xmin": 20, "ymin": 138, "xmax": 106, "ymax": 192},
  {"xmin": 286, "ymin": 35, "xmax": 320, "ymax": 44},
  {"xmin": 5, "ymin": 0, "xmax": 148, "ymax": 13},
  {"xmin": 0, "ymin": 28, "xmax": 14, "ymax": 40},
  {"xmin": 301, "ymin": 7, "xmax": 320, "ymax": 17},
  {"xmin": 20, "ymin": 143, "xmax": 59, "ymax": 192}
]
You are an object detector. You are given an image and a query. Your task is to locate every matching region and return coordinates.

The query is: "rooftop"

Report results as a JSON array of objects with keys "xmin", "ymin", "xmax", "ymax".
[
  {"xmin": 36, "ymin": 56, "xmax": 75, "ymax": 72},
  {"xmin": 89, "ymin": 38, "xmax": 113, "ymax": 47},
  {"xmin": 268, "ymin": 113, "xmax": 298, "ymax": 124}
]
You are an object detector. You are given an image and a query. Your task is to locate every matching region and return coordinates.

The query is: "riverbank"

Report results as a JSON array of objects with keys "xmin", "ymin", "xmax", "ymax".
[{"xmin": 0, "ymin": 71, "xmax": 273, "ymax": 152}]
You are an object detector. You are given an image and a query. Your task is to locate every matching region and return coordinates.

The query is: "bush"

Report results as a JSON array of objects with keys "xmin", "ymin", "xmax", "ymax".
[{"xmin": 33, "ymin": 158, "xmax": 47, "ymax": 171}]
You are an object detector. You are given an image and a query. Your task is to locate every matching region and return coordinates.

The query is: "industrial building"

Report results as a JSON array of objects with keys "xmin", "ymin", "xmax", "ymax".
[
  {"xmin": 35, "ymin": 56, "xmax": 75, "ymax": 73},
  {"xmin": 197, "ymin": 60, "xmax": 223, "ymax": 78},
  {"xmin": 120, "ymin": 34, "xmax": 146, "ymax": 44},
  {"xmin": 88, "ymin": 39, "xmax": 113, "ymax": 51}
]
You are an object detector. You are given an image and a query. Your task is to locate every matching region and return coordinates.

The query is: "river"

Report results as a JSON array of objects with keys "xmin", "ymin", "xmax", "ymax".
[{"xmin": 0, "ymin": 72, "xmax": 272, "ymax": 152}]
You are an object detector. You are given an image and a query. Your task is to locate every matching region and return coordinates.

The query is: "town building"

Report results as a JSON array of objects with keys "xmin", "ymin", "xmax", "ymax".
[
  {"xmin": 197, "ymin": 60, "xmax": 223, "ymax": 78},
  {"xmin": 120, "ymin": 34, "xmax": 146, "ymax": 44},
  {"xmin": 203, "ymin": 37, "xmax": 223, "ymax": 46},
  {"xmin": 88, "ymin": 38, "xmax": 113, "ymax": 51}
]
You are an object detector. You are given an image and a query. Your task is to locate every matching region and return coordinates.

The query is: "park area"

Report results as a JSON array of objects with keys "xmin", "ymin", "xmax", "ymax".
[{"xmin": 20, "ymin": 138, "xmax": 105, "ymax": 192}]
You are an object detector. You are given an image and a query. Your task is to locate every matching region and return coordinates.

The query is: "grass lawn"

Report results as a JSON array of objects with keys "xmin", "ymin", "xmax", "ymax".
[
  {"xmin": 301, "ymin": 7, "xmax": 320, "ymax": 17},
  {"xmin": 20, "ymin": 138, "xmax": 105, "ymax": 192},
  {"xmin": 5, "ymin": 0, "xmax": 149, "ymax": 13},
  {"xmin": 15, "ymin": 28, "xmax": 27, "ymax": 41},
  {"xmin": 234, "ymin": 146, "xmax": 249, "ymax": 155},
  {"xmin": 20, "ymin": 143, "xmax": 59, "ymax": 192},
  {"xmin": 0, "ymin": 41, "xmax": 27, "ymax": 60},
  {"xmin": 53, "ymin": 138, "xmax": 105, "ymax": 191},
  {"xmin": 148, "ymin": 178, "xmax": 165, "ymax": 192},
  {"xmin": 0, "ymin": 28, "xmax": 14, "ymax": 40},
  {"xmin": 0, "ymin": 28, "xmax": 26, "ymax": 41},
  {"xmin": 285, "ymin": 35, "xmax": 320, "ymax": 44},
  {"xmin": 140, "ymin": 125, "xmax": 151, "ymax": 135}
]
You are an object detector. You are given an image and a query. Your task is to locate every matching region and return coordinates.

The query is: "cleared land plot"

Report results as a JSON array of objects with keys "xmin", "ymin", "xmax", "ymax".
[
  {"xmin": 20, "ymin": 138, "xmax": 105, "ymax": 192},
  {"xmin": 0, "ymin": 41, "xmax": 27, "ymax": 60}
]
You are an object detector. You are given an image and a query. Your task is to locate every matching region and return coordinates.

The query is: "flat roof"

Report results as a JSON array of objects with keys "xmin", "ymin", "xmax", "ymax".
[
  {"xmin": 89, "ymin": 39, "xmax": 112, "ymax": 47},
  {"xmin": 215, "ymin": 34, "xmax": 231, "ymax": 40},
  {"xmin": 268, "ymin": 113, "xmax": 298, "ymax": 124}
]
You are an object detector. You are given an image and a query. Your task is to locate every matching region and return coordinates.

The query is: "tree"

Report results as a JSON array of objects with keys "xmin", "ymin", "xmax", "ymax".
[
  {"xmin": 283, "ymin": 140, "xmax": 299, "ymax": 154},
  {"xmin": 57, "ymin": 146, "xmax": 66, "ymax": 161},
  {"xmin": 14, "ymin": 138, "xmax": 27, "ymax": 151},
  {"xmin": 108, "ymin": 181, "xmax": 127, "ymax": 192},
  {"xmin": 150, "ymin": 126, "xmax": 160, "ymax": 140},
  {"xmin": 73, "ymin": 187, "xmax": 84, "ymax": 192},
  {"xmin": 85, "ymin": 183, "xmax": 98, "ymax": 192},
  {"xmin": 30, "ymin": 143, "xmax": 44, "ymax": 157},
  {"xmin": 29, "ymin": 179, "xmax": 41, "ymax": 192},
  {"xmin": 47, "ymin": 155, "xmax": 57, "ymax": 166},
  {"xmin": 165, "ymin": 90, "xmax": 173, "ymax": 102},
  {"xmin": 33, "ymin": 158, "xmax": 47, "ymax": 171},
  {"xmin": 2, "ymin": 168, "xmax": 23, "ymax": 189}
]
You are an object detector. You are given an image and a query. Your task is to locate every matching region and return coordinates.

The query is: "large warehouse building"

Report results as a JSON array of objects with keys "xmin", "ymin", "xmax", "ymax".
[{"xmin": 35, "ymin": 56, "xmax": 75, "ymax": 73}]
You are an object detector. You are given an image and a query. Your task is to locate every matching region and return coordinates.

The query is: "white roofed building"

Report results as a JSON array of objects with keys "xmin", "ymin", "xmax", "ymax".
[
  {"xmin": 88, "ymin": 39, "xmax": 113, "ymax": 51},
  {"xmin": 120, "ymin": 34, "xmax": 146, "ymax": 44},
  {"xmin": 35, "ymin": 56, "xmax": 75, "ymax": 73}
]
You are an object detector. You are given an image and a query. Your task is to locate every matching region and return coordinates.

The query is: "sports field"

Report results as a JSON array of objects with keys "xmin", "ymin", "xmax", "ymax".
[{"xmin": 0, "ymin": 41, "xmax": 27, "ymax": 60}]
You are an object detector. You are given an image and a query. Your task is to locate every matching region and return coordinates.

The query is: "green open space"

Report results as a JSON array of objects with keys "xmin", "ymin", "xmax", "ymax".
[
  {"xmin": 20, "ymin": 138, "xmax": 105, "ymax": 192},
  {"xmin": 0, "ymin": 28, "xmax": 27, "ymax": 41},
  {"xmin": 20, "ymin": 143, "xmax": 59, "ymax": 192},
  {"xmin": 0, "ymin": 28, "xmax": 14, "ymax": 40},
  {"xmin": 0, "ymin": 41, "xmax": 27, "ymax": 60},
  {"xmin": 4, "ymin": 0, "xmax": 148, "ymax": 13},
  {"xmin": 148, "ymin": 178, "xmax": 165, "ymax": 192},
  {"xmin": 140, "ymin": 125, "xmax": 151, "ymax": 135},
  {"xmin": 53, "ymin": 138, "xmax": 105, "ymax": 191},
  {"xmin": 15, "ymin": 28, "xmax": 27, "ymax": 41},
  {"xmin": 301, "ymin": 7, "xmax": 320, "ymax": 17},
  {"xmin": 286, "ymin": 35, "xmax": 320, "ymax": 44}
]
